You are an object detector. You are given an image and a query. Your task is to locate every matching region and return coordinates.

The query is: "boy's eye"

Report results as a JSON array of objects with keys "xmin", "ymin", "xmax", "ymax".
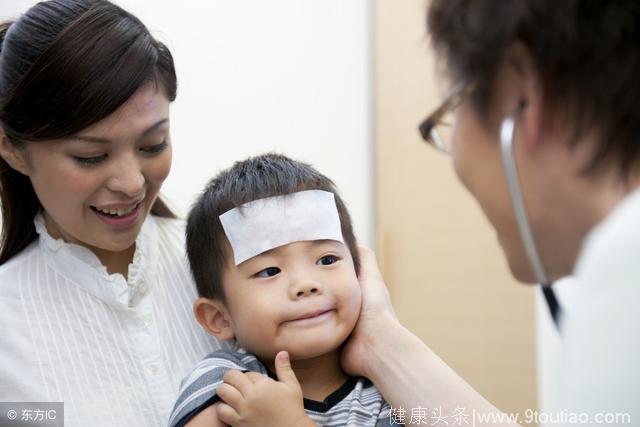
[
  {"xmin": 317, "ymin": 255, "xmax": 339, "ymax": 266},
  {"xmin": 255, "ymin": 267, "xmax": 281, "ymax": 278},
  {"xmin": 73, "ymin": 154, "xmax": 107, "ymax": 166}
]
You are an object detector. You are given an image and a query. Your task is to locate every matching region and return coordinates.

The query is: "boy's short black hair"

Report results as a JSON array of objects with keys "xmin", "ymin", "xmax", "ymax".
[{"xmin": 186, "ymin": 153, "xmax": 360, "ymax": 302}]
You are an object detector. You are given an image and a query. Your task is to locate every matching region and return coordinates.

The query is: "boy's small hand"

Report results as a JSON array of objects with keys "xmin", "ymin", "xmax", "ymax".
[{"xmin": 216, "ymin": 351, "xmax": 316, "ymax": 427}]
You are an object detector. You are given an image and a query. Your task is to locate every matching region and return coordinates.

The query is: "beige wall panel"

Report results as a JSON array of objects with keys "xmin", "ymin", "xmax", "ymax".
[{"xmin": 374, "ymin": 0, "xmax": 537, "ymax": 417}]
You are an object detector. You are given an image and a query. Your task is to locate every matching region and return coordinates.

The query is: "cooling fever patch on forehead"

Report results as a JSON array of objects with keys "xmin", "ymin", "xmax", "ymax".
[{"xmin": 219, "ymin": 190, "xmax": 344, "ymax": 265}]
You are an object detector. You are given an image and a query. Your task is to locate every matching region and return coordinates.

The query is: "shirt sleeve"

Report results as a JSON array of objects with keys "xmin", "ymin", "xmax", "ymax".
[{"xmin": 167, "ymin": 350, "xmax": 268, "ymax": 427}]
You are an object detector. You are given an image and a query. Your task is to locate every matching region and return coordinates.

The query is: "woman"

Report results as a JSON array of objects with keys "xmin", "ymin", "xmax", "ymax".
[
  {"xmin": 341, "ymin": 1, "xmax": 640, "ymax": 426},
  {"xmin": 0, "ymin": 1, "xmax": 223, "ymax": 425}
]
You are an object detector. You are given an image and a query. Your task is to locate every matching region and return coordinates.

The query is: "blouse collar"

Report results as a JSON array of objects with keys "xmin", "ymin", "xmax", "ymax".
[{"xmin": 34, "ymin": 212, "xmax": 159, "ymax": 311}]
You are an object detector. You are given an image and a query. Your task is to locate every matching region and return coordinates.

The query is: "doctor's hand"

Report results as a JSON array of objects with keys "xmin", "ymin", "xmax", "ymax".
[
  {"xmin": 341, "ymin": 245, "xmax": 399, "ymax": 379},
  {"xmin": 216, "ymin": 351, "xmax": 316, "ymax": 427}
]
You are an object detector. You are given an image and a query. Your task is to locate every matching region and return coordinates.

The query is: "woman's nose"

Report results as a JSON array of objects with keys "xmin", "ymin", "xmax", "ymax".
[{"xmin": 106, "ymin": 156, "xmax": 145, "ymax": 197}]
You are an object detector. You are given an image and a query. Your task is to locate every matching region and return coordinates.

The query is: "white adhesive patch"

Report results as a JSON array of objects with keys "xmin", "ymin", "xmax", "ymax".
[{"xmin": 219, "ymin": 190, "xmax": 344, "ymax": 265}]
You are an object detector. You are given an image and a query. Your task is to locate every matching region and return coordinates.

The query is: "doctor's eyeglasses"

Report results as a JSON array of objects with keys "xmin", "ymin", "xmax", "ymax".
[{"xmin": 418, "ymin": 81, "xmax": 475, "ymax": 153}]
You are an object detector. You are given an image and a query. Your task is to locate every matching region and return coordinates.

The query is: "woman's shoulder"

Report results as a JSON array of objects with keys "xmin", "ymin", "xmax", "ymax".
[
  {"xmin": 0, "ymin": 241, "xmax": 40, "ymax": 297},
  {"xmin": 0, "ymin": 240, "xmax": 40, "ymax": 276}
]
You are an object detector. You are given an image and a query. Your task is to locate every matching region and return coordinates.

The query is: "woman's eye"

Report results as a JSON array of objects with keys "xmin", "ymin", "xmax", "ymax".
[
  {"xmin": 141, "ymin": 141, "xmax": 168, "ymax": 154},
  {"xmin": 73, "ymin": 155, "xmax": 107, "ymax": 166},
  {"xmin": 318, "ymin": 255, "xmax": 339, "ymax": 266},
  {"xmin": 256, "ymin": 267, "xmax": 281, "ymax": 278}
]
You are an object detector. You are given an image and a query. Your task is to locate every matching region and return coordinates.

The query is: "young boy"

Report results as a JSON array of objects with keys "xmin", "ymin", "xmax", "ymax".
[{"xmin": 168, "ymin": 154, "xmax": 398, "ymax": 426}]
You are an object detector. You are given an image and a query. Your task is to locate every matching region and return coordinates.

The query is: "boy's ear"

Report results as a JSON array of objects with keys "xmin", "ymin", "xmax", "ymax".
[
  {"xmin": 194, "ymin": 297, "xmax": 235, "ymax": 341},
  {"xmin": 0, "ymin": 130, "xmax": 30, "ymax": 175}
]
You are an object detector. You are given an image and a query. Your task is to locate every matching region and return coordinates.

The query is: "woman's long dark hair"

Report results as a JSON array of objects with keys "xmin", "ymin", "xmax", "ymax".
[{"xmin": 0, "ymin": 0, "xmax": 177, "ymax": 265}]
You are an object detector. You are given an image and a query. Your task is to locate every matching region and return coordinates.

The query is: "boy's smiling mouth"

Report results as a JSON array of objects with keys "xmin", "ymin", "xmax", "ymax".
[{"xmin": 285, "ymin": 309, "xmax": 335, "ymax": 324}]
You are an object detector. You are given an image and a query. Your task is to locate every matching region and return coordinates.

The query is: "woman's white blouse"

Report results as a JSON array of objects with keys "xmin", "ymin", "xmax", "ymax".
[{"xmin": 0, "ymin": 213, "xmax": 225, "ymax": 426}]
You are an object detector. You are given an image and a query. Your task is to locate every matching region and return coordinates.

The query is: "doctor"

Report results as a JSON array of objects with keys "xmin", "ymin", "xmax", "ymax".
[{"xmin": 342, "ymin": 1, "xmax": 640, "ymax": 425}]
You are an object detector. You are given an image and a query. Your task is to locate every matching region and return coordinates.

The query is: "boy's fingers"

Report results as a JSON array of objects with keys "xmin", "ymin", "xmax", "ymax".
[
  {"xmin": 215, "ymin": 402, "xmax": 240, "ymax": 425},
  {"xmin": 222, "ymin": 369, "xmax": 254, "ymax": 396},
  {"xmin": 274, "ymin": 350, "xmax": 301, "ymax": 388},
  {"xmin": 216, "ymin": 382, "xmax": 243, "ymax": 408},
  {"xmin": 244, "ymin": 371, "xmax": 265, "ymax": 383}
]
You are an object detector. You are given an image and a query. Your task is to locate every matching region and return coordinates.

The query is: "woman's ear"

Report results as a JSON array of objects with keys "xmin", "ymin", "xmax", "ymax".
[
  {"xmin": 0, "ymin": 130, "xmax": 29, "ymax": 175},
  {"xmin": 194, "ymin": 297, "xmax": 235, "ymax": 341}
]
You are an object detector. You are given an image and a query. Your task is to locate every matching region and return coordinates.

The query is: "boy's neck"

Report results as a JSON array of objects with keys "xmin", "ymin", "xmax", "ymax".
[{"xmin": 266, "ymin": 349, "xmax": 350, "ymax": 402}]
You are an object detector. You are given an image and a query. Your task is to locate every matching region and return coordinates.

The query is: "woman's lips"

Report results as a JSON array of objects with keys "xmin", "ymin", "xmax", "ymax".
[{"xmin": 91, "ymin": 202, "xmax": 142, "ymax": 229}]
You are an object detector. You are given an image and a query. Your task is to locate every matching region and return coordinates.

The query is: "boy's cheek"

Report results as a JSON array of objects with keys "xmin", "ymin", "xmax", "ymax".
[
  {"xmin": 232, "ymin": 315, "xmax": 273, "ymax": 354},
  {"xmin": 343, "ymin": 279, "xmax": 363, "ymax": 321}
]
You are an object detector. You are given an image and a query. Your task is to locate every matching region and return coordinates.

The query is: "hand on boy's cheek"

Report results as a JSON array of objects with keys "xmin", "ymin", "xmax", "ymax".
[
  {"xmin": 215, "ymin": 351, "xmax": 316, "ymax": 427},
  {"xmin": 341, "ymin": 245, "xmax": 396, "ymax": 378}
]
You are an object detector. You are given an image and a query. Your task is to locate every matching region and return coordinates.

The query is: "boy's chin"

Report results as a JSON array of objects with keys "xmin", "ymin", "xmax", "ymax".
[{"xmin": 283, "ymin": 344, "xmax": 343, "ymax": 362}]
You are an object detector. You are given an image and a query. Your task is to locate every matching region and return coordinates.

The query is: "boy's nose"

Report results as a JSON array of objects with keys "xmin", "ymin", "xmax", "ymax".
[{"xmin": 291, "ymin": 281, "xmax": 322, "ymax": 299}]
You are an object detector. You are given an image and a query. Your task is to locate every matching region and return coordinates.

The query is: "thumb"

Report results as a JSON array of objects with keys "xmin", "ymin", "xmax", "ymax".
[
  {"xmin": 274, "ymin": 350, "xmax": 300, "ymax": 387},
  {"xmin": 356, "ymin": 244, "xmax": 384, "ymax": 283}
]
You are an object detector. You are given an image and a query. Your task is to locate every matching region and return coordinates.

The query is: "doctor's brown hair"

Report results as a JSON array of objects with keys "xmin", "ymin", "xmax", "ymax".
[
  {"xmin": 428, "ymin": 0, "xmax": 640, "ymax": 179},
  {"xmin": 186, "ymin": 153, "xmax": 360, "ymax": 302},
  {"xmin": 0, "ymin": 0, "xmax": 177, "ymax": 264}
]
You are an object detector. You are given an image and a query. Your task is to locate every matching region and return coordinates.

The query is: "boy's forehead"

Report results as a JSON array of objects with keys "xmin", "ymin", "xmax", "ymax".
[{"xmin": 219, "ymin": 190, "xmax": 344, "ymax": 265}]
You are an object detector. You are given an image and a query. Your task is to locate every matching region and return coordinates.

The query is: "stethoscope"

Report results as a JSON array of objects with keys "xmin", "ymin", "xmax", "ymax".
[{"xmin": 500, "ymin": 109, "xmax": 562, "ymax": 329}]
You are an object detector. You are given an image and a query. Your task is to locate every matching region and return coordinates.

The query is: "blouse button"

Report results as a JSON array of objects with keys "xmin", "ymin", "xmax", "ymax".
[{"xmin": 143, "ymin": 313, "xmax": 152, "ymax": 328}]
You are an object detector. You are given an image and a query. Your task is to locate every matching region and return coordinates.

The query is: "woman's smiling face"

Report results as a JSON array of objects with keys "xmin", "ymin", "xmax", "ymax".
[{"xmin": 18, "ymin": 83, "xmax": 172, "ymax": 255}]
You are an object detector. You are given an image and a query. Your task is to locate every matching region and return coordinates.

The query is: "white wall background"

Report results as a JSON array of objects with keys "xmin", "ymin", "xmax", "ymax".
[{"xmin": 1, "ymin": 0, "xmax": 374, "ymax": 246}]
